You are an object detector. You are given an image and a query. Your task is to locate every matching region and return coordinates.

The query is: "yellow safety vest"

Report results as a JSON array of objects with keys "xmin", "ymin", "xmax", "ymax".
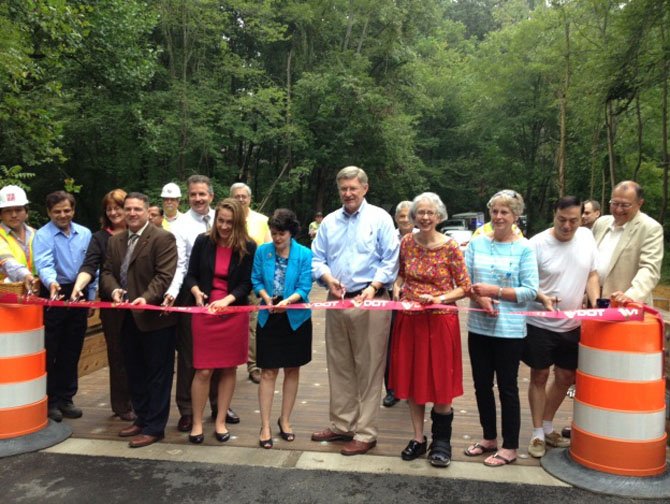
[{"xmin": 0, "ymin": 225, "xmax": 35, "ymax": 281}]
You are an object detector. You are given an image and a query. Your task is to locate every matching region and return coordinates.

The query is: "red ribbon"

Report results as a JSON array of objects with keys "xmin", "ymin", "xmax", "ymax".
[{"xmin": 0, "ymin": 293, "xmax": 644, "ymax": 321}]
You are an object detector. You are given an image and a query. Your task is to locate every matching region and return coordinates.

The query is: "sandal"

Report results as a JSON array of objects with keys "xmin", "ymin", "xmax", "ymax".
[
  {"xmin": 483, "ymin": 452, "xmax": 517, "ymax": 467},
  {"xmin": 464, "ymin": 442, "xmax": 498, "ymax": 457}
]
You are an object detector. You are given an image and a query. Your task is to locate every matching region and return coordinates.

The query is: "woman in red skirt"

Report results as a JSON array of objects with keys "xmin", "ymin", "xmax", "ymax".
[{"xmin": 389, "ymin": 192, "xmax": 470, "ymax": 467}]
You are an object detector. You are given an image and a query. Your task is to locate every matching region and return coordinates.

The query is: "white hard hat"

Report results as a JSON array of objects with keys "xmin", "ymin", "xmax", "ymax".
[
  {"xmin": 0, "ymin": 185, "xmax": 30, "ymax": 208},
  {"xmin": 161, "ymin": 182, "xmax": 182, "ymax": 198}
]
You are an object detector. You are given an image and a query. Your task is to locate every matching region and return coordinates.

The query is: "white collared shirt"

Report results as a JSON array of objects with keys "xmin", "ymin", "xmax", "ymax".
[
  {"xmin": 166, "ymin": 207, "xmax": 215, "ymax": 298},
  {"xmin": 129, "ymin": 221, "xmax": 150, "ymax": 240},
  {"xmin": 596, "ymin": 221, "xmax": 627, "ymax": 285}
]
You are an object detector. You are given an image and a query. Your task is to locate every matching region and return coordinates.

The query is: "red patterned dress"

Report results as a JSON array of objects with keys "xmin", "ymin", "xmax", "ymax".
[{"xmin": 389, "ymin": 233, "xmax": 471, "ymax": 405}]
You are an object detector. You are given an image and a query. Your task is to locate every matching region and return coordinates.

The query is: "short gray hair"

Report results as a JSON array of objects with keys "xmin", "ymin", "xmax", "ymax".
[
  {"xmin": 229, "ymin": 182, "xmax": 252, "ymax": 198},
  {"xmin": 336, "ymin": 166, "xmax": 368, "ymax": 186},
  {"xmin": 187, "ymin": 174, "xmax": 213, "ymax": 195},
  {"xmin": 487, "ymin": 189, "xmax": 525, "ymax": 217},
  {"xmin": 395, "ymin": 200, "xmax": 412, "ymax": 217},
  {"xmin": 410, "ymin": 192, "xmax": 448, "ymax": 222}
]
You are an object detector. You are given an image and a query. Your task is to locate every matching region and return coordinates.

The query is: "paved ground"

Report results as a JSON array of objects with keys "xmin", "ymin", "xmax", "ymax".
[{"xmin": 1, "ymin": 439, "xmax": 667, "ymax": 504}]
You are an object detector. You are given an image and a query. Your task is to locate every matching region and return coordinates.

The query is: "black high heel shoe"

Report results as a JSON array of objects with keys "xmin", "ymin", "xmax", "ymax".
[
  {"xmin": 188, "ymin": 432, "xmax": 204, "ymax": 444},
  {"xmin": 214, "ymin": 431, "xmax": 230, "ymax": 443},
  {"xmin": 277, "ymin": 418, "xmax": 295, "ymax": 442},
  {"xmin": 259, "ymin": 428, "xmax": 273, "ymax": 449}
]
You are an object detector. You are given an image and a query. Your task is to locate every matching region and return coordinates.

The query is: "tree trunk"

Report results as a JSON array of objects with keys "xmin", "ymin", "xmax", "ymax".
[
  {"xmin": 258, "ymin": 48, "xmax": 295, "ymax": 212},
  {"xmin": 605, "ymin": 100, "xmax": 617, "ymax": 187},
  {"xmin": 357, "ymin": 16, "xmax": 369, "ymax": 54},
  {"xmin": 588, "ymin": 122, "xmax": 602, "ymax": 199},
  {"xmin": 659, "ymin": 21, "xmax": 669, "ymax": 226},
  {"xmin": 632, "ymin": 94, "xmax": 643, "ymax": 181},
  {"xmin": 343, "ymin": 0, "xmax": 354, "ymax": 51},
  {"xmin": 555, "ymin": 14, "xmax": 570, "ymax": 197}
]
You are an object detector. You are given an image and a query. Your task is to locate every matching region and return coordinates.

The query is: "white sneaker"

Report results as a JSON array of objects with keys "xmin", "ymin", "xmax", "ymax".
[{"xmin": 528, "ymin": 437, "xmax": 546, "ymax": 458}]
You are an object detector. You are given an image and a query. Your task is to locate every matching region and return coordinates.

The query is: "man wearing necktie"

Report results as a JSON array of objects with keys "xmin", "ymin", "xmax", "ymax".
[
  {"xmin": 162, "ymin": 175, "xmax": 239, "ymax": 431},
  {"xmin": 100, "ymin": 192, "xmax": 177, "ymax": 448}
]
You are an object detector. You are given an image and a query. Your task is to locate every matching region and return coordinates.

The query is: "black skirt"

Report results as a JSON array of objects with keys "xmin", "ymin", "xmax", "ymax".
[{"xmin": 256, "ymin": 313, "xmax": 312, "ymax": 369}]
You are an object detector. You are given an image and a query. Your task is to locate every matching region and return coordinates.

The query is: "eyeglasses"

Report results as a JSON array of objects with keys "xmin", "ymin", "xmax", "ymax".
[
  {"xmin": 416, "ymin": 210, "xmax": 436, "ymax": 217},
  {"xmin": 609, "ymin": 200, "xmax": 633, "ymax": 209}
]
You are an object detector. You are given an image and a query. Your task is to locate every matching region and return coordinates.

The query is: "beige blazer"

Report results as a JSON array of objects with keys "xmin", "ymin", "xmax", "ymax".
[{"xmin": 592, "ymin": 211, "xmax": 663, "ymax": 305}]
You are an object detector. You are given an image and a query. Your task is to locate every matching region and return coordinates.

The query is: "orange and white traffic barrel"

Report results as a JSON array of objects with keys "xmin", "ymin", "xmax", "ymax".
[
  {"xmin": 0, "ymin": 304, "xmax": 47, "ymax": 439},
  {"xmin": 571, "ymin": 309, "xmax": 667, "ymax": 477}
]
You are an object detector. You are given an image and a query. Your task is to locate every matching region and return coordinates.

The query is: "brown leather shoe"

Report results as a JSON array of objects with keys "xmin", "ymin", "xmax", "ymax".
[
  {"xmin": 129, "ymin": 434, "xmax": 162, "ymax": 448},
  {"xmin": 177, "ymin": 414, "xmax": 193, "ymax": 432},
  {"xmin": 311, "ymin": 428, "xmax": 354, "ymax": 442},
  {"xmin": 340, "ymin": 439, "xmax": 377, "ymax": 456},
  {"xmin": 119, "ymin": 424, "xmax": 142, "ymax": 438}
]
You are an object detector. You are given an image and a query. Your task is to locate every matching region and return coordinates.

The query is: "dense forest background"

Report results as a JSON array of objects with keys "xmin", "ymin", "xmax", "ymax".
[{"xmin": 1, "ymin": 0, "xmax": 669, "ymax": 239}]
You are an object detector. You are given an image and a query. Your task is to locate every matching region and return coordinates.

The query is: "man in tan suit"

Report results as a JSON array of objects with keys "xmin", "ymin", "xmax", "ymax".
[
  {"xmin": 592, "ymin": 181, "xmax": 663, "ymax": 306},
  {"xmin": 100, "ymin": 192, "xmax": 178, "ymax": 448}
]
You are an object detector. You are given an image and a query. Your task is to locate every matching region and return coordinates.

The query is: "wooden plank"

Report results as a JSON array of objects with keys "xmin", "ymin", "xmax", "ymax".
[
  {"xmin": 78, "ymin": 310, "xmax": 108, "ymax": 377},
  {"xmin": 78, "ymin": 333, "xmax": 108, "ymax": 377}
]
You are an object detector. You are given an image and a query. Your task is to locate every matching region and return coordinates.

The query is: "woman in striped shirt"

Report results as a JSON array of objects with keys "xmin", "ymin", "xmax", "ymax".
[{"xmin": 463, "ymin": 190, "xmax": 538, "ymax": 467}]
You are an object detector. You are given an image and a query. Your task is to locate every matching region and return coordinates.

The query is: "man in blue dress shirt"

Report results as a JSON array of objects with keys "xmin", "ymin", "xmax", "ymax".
[
  {"xmin": 311, "ymin": 166, "xmax": 399, "ymax": 456},
  {"xmin": 33, "ymin": 191, "xmax": 92, "ymax": 422}
]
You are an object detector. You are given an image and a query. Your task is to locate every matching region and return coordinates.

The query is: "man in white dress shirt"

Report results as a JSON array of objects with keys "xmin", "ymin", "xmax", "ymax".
[{"xmin": 163, "ymin": 175, "xmax": 239, "ymax": 431}]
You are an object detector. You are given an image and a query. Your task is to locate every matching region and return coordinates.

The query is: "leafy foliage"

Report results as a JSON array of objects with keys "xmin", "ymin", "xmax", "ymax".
[{"xmin": 0, "ymin": 0, "xmax": 667, "ymax": 236}]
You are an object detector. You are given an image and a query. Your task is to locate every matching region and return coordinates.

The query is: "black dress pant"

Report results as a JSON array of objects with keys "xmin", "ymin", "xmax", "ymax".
[
  {"xmin": 42, "ymin": 283, "xmax": 88, "ymax": 408},
  {"xmin": 468, "ymin": 331, "xmax": 524, "ymax": 450},
  {"xmin": 121, "ymin": 313, "xmax": 176, "ymax": 437},
  {"xmin": 100, "ymin": 309, "xmax": 132, "ymax": 416},
  {"xmin": 384, "ymin": 310, "xmax": 397, "ymax": 393}
]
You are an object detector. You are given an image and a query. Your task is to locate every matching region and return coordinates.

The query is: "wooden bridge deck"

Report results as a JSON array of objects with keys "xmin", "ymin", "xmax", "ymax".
[{"xmin": 72, "ymin": 288, "xmax": 575, "ymax": 466}]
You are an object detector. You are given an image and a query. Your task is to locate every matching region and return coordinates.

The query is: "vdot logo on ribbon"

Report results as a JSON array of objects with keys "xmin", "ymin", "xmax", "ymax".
[{"xmin": 522, "ymin": 306, "xmax": 643, "ymax": 322}]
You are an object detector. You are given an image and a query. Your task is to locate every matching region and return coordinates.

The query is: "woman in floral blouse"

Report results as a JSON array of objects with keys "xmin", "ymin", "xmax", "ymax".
[{"xmin": 389, "ymin": 192, "xmax": 471, "ymax": 468}]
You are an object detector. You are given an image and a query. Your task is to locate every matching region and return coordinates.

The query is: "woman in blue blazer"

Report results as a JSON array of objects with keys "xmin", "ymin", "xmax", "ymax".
[{"xmin": 251, "ymin": 208, "xmax": 313, "ymax": 449}]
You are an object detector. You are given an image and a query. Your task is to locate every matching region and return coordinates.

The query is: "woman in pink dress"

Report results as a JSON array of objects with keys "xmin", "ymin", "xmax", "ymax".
[
  {"xmin": 389, "ymin": 192, "xmax": 471, "ymax": 468},
  {"xmin": 184, "ymin": 198, "xmax": 256, "ymax": 444}
]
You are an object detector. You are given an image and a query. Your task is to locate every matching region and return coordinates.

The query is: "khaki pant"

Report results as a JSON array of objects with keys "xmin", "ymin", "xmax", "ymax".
[
  {"xmin": 247, "ymin": 292, "xmax": 260, "ymax": 374},
  {"xmin": 325, "ymin": 292, "xmax": 391, "ymax": 443}
]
